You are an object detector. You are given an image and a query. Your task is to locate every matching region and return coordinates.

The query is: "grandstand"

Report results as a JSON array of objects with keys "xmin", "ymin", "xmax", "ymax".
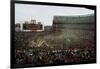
[{"xmin": 52, "ymin": 14, "xmax": 95, "ymax": 32}]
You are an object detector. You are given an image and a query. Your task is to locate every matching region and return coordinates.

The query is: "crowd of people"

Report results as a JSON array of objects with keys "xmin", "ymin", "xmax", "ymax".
[
  {"xmin": 14, "ymin": 29, "xmax": 95, "ymax": 66},
  {"xmin": 15, "ymin": 47, "xmax": 96, "ymax": 65}
]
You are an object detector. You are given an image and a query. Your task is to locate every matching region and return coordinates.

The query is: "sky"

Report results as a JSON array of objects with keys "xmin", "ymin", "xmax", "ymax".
[{"xmin": 15, "ymin": 3, "xmax": 94, "ymax": 26}]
